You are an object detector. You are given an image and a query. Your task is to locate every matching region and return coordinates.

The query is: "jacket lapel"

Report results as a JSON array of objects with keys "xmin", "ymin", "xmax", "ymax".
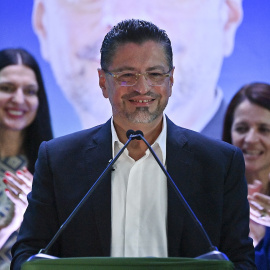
[
  {"xmin": 166, "ymin": 117, "xmax": 195, "ymax": 256},
  {"xmin": 84, "ymin": 120, "xmax": 112, "ymax": 256}
]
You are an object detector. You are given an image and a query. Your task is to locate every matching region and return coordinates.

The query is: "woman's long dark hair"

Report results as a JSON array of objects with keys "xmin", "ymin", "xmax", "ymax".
[
  {"xmin": 0, "ymin": 48, "xmax": 53, "ymax": 173},
  {"xmin": 222, "ymin": 82, "xmax": 270, "ymax": 144}
]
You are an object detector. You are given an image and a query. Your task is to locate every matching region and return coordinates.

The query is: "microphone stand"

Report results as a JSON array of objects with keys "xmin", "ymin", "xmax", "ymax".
[
  {"xmin": 135, "ymin": 131, "xmax": 229, "ymax": 261},
  {"xmin": 28, "ymin": 129, "xmax": 228, "ymax": 261},
  {"xmin": 28, "ymin": 132, "xmax": 138, "ymax": 261}
]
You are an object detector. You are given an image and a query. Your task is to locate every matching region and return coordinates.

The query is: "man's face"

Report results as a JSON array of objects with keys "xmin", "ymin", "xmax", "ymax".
[
  {"xmin": 33, "ymin": 0, "xmax": 107, "ymax": 112},
  {"xmin": 33, "ymin": 0, "xmax": 242, "ymax": 124},
  {"xmin": 99, "ymin": 41, "xmax": 173, "ymax": 127}
]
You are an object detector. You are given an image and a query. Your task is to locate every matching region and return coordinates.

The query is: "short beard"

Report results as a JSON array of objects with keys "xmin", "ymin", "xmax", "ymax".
[{"xmin": 125, "ymin": 106, "xmax": 164, "ymax": 124}]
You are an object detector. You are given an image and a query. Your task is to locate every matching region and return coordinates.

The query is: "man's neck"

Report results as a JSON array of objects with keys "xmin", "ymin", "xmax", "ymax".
[{"xmin": 113, "ymin": 116, "xmax": 163, "ymax": 161}]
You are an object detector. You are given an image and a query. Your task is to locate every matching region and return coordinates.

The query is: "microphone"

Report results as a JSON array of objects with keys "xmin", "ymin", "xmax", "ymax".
[
  {"xmin": 28, "ymin": 130, "xmax": 138, "ymax": 261},
  {"xmin": 133, "ymin": 130, "xmax": 229, "ymax": 261},
  {"xmin": 126, "ymin": 129, "xmax": 143, "ymax": 140}
]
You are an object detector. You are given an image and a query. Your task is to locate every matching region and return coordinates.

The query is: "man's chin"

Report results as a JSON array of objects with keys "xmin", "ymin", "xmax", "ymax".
[{"xmin": 126, "ymin": 110, "xmax": 160, "ymax": 124}]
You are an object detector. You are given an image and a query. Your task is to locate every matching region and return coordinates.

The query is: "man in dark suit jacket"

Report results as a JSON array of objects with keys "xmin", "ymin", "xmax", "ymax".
[{"xmin": 11, "ymin": 19, "xmax": 255, "ymax": 269}]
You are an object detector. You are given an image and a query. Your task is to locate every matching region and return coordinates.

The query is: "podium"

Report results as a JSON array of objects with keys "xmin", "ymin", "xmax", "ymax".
[{"xmin": 22, "ymin": 257, "xmax": 234, "ymax": 270}]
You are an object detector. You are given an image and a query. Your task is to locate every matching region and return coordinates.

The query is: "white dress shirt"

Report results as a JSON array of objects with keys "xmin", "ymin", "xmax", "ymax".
[{"xmin": 110, "ymin": 116, "xmax": 168, "ymax": 257}]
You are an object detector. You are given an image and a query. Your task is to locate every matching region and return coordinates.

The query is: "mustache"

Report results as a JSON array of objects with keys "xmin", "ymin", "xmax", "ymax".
[{"xmin": 123, "ymin": 91, "xmax": 161, "ymax": 100}]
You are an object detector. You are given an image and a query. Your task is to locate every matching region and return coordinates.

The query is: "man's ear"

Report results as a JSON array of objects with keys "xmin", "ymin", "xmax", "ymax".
[
  {"xmin": 32, "ymin": 0, "xmax": 50, "ymax": 61},
  {"xmin": 222, "ymin": 0, "xmax": 243, "ymax": 56},
  {"xmin": 169, "ymin": 67, "xmax": 175, "ymax": 97},
  {"xmin": 98, "ymin": 69, "xmax": 109, "ymax": 98}
]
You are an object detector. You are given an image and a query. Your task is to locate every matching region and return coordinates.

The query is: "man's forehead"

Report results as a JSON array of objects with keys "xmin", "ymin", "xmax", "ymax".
[
  {"xmin": 64, "ymin": 0, "xmax": 100, "ymax": 3},
  {"xmin": 58, "ymin": 0, "xmax": 226, "ymax": 8},
  {"xmin": 56, "ymin": 0, "xmax": 104, "ymax": 6},
  {"xmin": 113, "ymin": 41, "xmax": 166, "ymax": 56},
  {"xmin": 108, "ymin": 41, "xmax": 168, "ymax": 68},
  {"xmin": 47, "ymin": 0, "xmax": 104, "ymax": 13}
]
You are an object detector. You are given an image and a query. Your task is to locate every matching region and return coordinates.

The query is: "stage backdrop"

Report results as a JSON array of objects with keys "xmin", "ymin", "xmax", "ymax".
[{"xmin": 0, "ymin": 0, "xmax": 269, "ymax": 138}]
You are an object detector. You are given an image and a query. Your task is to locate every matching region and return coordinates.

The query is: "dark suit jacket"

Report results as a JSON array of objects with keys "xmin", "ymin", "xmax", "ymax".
[{"xmin": 11, "ymin": 117, "xmax": 255, "ymax": 269}]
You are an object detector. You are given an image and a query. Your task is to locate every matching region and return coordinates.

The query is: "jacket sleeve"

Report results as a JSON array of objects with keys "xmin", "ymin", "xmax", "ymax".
[{"xmin": 221, "ymin": 147, "xmax": 256, "ymax": 269}]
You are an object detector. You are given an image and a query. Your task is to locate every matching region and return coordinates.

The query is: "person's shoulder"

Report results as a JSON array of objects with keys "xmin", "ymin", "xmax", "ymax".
[
  {"xmin": 177, "ymin": 127, "xmax": 245, "ymax": 170},
  {"xmin": 167, "ymin": 117, "xmax": 240, "ymax": 155},
  {"xmin": 45, "ymin": 121, "xmax": 110, "ymax": 149}
]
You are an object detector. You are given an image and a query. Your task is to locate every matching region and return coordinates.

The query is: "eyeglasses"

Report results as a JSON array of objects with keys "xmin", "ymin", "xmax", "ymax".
[{"xmin": 104, "ymin": 68, "xmax": 173, "ymax": 86}]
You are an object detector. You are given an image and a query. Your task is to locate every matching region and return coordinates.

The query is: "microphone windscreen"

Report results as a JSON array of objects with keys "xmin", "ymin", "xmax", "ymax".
[
  {"xmin": 135, "ymin": 130, "xmax": 144, "ymax": 140},
  {"xmin": 126, "ymin": 129, "xmax": 135, "ymax": 139}
]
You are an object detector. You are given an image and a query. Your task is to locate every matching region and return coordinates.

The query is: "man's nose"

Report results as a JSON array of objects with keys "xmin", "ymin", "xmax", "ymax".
[{"xmin": 133, "ymin": 74, "xmax": 150, "ymax": 94}]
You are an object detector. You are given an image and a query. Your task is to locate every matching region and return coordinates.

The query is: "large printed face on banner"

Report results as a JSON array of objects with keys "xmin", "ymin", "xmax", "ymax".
[{"xmin": 32, "ymin": 0, "xmax": 242, "ymax": 135}]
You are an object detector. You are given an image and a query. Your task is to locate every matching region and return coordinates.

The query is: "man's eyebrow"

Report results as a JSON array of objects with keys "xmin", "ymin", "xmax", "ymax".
[
  {"xmin": 110, "ymin": 67, "xmax": 136, "ymax": 72},
  {"xmin": 146, "ymin": 66, "xmax": 167, "ymax": 71}
]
